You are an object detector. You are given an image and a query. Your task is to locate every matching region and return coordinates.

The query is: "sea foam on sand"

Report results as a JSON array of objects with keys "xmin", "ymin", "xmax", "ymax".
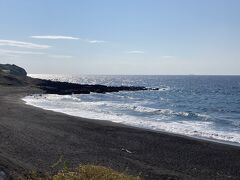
[{"xmin": 23, "ymin": 94, "xmax": 240, "ymax": 145}]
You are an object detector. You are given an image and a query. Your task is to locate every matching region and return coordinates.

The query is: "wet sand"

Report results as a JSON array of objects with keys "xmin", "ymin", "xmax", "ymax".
[{"xmin": 0, "ymin": 86, "xmax": 240, "ymax": 179}]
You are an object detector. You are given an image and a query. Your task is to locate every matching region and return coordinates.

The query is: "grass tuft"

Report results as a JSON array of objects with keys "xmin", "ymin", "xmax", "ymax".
[{"xmin": 21, "ymin": 165, "xmax": 141, "ymax": 180}]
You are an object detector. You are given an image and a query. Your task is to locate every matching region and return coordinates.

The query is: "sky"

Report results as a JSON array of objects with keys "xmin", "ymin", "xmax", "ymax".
[{"xmin": 0, "ymin": 0, "xmax": 239, "ymax": 75}]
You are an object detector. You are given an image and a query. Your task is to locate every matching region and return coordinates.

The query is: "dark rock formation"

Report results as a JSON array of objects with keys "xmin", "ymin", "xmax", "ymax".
[
  {"xmin": 0, "ymin": 64, "xmax": 27, "ymax": 76},
  {"xmin": 36, "ymin": 79, "xmax": 156, "ymax": 95},
  {"xmin": 0, "ymin": 63, "xmax": 158, "ymax": 94},
  {"xmin": 0, "ymin": 68, "xmax": 29, "ymax": 87}
]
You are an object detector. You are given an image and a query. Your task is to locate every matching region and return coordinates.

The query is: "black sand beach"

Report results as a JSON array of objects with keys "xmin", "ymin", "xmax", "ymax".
[
  {"xmin": 0, "ymin": 85, "xmax": 240, "ymax": 180},
  {"xmin": 1, "ymin": 0, "xmax": 240, "ymax": 178}
]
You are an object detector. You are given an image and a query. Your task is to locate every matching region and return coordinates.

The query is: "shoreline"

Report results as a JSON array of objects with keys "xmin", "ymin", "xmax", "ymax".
[
  {"xmin": 23, "ymin": 94, "xmax": 240, "ymax": 148},
  {"xmin": 1, "ymin": 86, "xmax": 240, "ymax": 179}
]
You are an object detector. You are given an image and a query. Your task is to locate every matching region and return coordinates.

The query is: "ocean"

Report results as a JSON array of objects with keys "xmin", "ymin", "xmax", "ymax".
[{"xmin": 24, "ymin": 74, "xmax": 240, "ymax": 145}]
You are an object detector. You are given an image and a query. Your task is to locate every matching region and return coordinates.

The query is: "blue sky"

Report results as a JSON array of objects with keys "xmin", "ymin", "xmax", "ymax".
[{"xmin": 0, "ymin": 0, "xmax": 239, "ymax": 74}]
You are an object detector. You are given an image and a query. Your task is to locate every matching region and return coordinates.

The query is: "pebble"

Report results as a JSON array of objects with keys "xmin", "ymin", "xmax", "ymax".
[{"xmin": 0, "ymin": 170, "xmax": 8, "ymax": 180}]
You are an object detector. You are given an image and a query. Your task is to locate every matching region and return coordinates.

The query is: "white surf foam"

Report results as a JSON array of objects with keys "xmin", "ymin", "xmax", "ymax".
[{"xmin": 23, "ymin": 94, "xmax": 240, "ymax": 144}]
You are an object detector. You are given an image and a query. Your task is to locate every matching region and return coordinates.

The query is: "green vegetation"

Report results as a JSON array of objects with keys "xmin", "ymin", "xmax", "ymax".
[{"xmin": 21, "ymin": 165, "xmax": 141, "ymax": 180}]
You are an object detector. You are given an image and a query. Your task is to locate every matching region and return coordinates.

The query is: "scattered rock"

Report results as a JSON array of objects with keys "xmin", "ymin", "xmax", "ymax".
[
  {"xmin": 121, "ymin": 148, "xmax": 133, "ymax": 154},
  {"xmin": 0, "ymin": 169, "xmax": 9, "ymax": 180}
]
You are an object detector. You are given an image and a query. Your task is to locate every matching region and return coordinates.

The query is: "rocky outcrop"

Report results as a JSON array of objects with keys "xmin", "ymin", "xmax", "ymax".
[
  {"xmin": 0, "ymin": 63, "xmax": 158, "ymax": 94},
  {"xmin": 37, "ymin": 79, "xmax": 156, "ymax": 95},
  {"xmin": 0, "ymin": 64, "xmax": 27, "ymax": 76}
]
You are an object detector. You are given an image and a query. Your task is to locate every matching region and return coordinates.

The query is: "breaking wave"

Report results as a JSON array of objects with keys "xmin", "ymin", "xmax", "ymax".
[{"xmin": 23, "ymin": 93, "xmax": 240, "ymax": 144}]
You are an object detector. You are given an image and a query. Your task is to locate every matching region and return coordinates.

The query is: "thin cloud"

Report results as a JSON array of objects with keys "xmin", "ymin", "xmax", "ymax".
[
  {"xmin": 0, "ymin": 49, "xmax": 72, "ymax": 59},
  {"xmin": 48, "ymin": 55, "xmax": 73, "ymax": 59},
  {"xmin": 86, "ymin": 39, "xmax": 106, "ymax": 44},
  {"xmin": 31, "ymin": 35, "xmax": 80, "ymax": 40},
  {"xmin": 0, "ymin": 49, "xmax": 45, "ymax": 55},
  {"xmin": 127, "ymin": 50, "xmax": 145, "ymax": 54},
  {"xmin": 31, "ymin": 35, "xmax": 106, "ymax": 44},
  {"xmin": 0, "ymin": 40, "xmax": 50, "ymax": 49}
]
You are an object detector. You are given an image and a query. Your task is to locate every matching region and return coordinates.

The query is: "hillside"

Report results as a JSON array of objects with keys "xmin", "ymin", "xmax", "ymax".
[{"xmin": 0, "ymin": 64, "xmax": 27, "ymax": 76}]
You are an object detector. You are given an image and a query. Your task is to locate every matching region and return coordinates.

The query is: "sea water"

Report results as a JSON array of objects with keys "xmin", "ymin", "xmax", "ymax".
[{"xmin": 24, "ymin": 75, "xmax": 240, "ymax": 144}]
